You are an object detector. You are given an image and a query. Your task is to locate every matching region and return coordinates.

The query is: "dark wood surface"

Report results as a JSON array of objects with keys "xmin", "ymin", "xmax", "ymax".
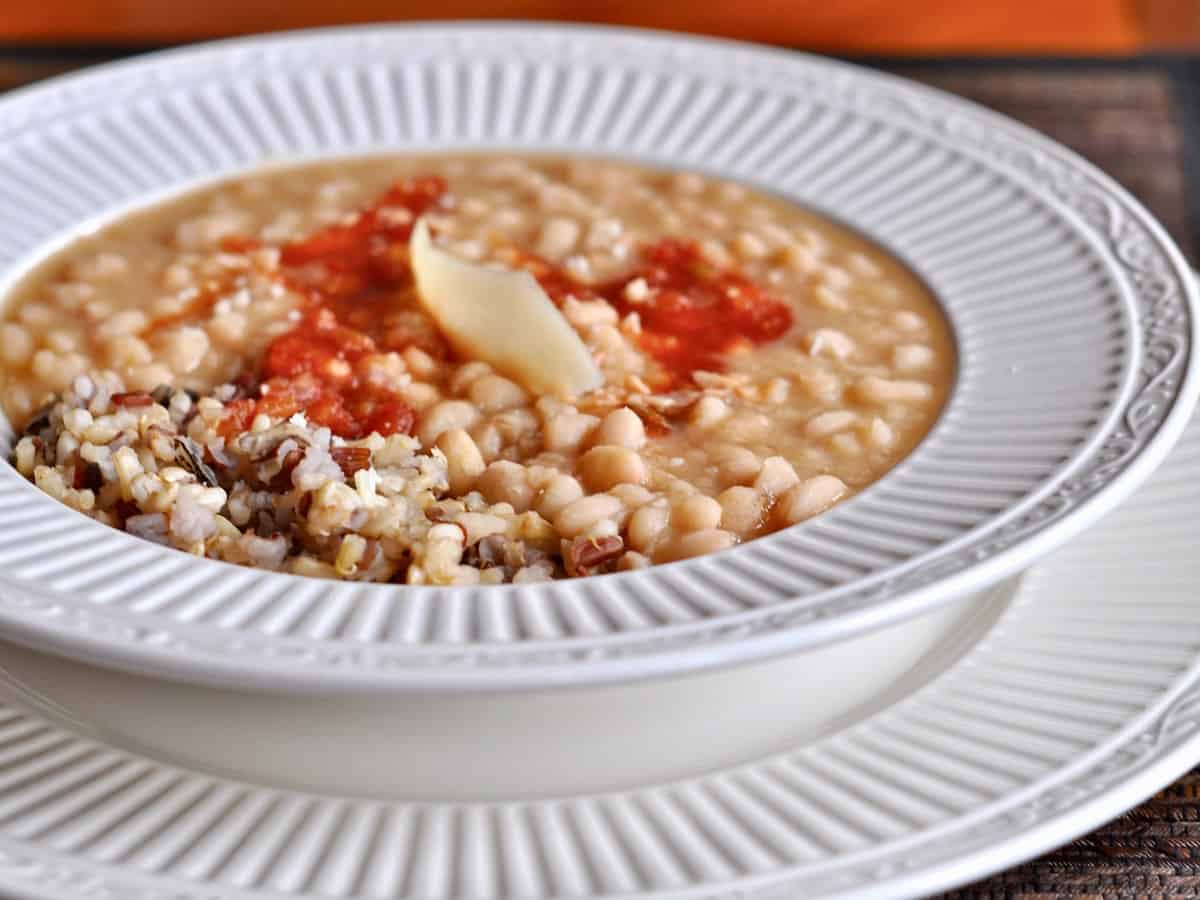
[
  {"xmin": 868, "ymin": 54, "xmax": 1200, "ymax": 898},
  {"xmin": 1, "ymin": 46, "xmax": 1198, "ymax": 899}
]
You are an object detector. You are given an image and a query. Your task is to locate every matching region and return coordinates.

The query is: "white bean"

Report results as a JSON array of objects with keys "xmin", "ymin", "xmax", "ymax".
[
  {"xmin": 127, "ymin": 363, "xmax": 173, "ymax": 392},
  {"xmin": 44, "ymin": 330, "xmax": 77, "ymax": 353},
  {"xmin": 716, "ymin": 446, "xmax": 761, "ymax": 487},
  {"xmin": 763, "ymin": 378, "xmax": 790, "ymax": 405},
  {"xmin": 209, "ymin": 313, "xmax": 248, "ymax": 346},
  {"xmin": 536, "ymin": 217, "xmax": 581, "ymax": 259},
  {"xmin": 595, "ymin": 407, "xmax": 646, "ymax": 450},
  {"xmin": 419, "ymin": 400, "xmax": 482, "ymax": 447},
  {"xmin": 476, "ymin": 461, "xmax": 533, "ymax": 513},
  {"xmin": 0, "ymin": 323, "xmax": 33, "ymax": 367},
  {"xmin": 627, "ymin": 501, "xmax": 670, "ymax": 552},
  {"xmin": 734, "ymin": 232, "xmax": 769, "ymax": 260},
  {"xmin": 563, "ymin": 298, "xmax": 620, "ymax": 330},
  {"xmin": 776, "ymin": 476, "xmax": 848, "ymax": 525},
  {"xmin": 585, "ymin": 217, "xmax": 623, "ymax": 251},
  {"xmin": 542, "ymin": 411, "xmax": 599, "ymax": 453},
  {"xmin": 867, "ymin": 417, "xmax": 895, "ymax": 449},
  {"xmin": 17, "ymin": 302, "xmax": 55, "ymax": 330},
  {"xmin": 856, "ymin": 376, "xmax": 933, "ymax": 405},
  {"xmin": 821, "ymin": 265, "xmax": 852, "ymax": 290},
  {"xmin": 782, "ymin": 243, "xmax": 819, "ymax": 273},
  {"xmin": 493, "ymin": 408, "xmax": 540, "ymax": 445},
  {"xmin": 753, "ymin": 456, "xmax": 800, "ymax": 496},
  {"xmin": 806, "ymin": 410, "xmax": 858, "ymax": 439},
  {"xmin": 698, "ymin": 239, "xmax": 734, "ymax": 268},
  {"xmin": 30, "ymin": 349, "xmax": 60, "ymax": 383},
  {"xmin": 448, "ymin": 361, "xmax": 493, "ymax": 395},
  {"xmin": 83, "ymin": 299, "xmax": 113, "ymax": 322},
  {"xmin": 718, "ymin": 486, "xmax": 764, "ymax": 536},
  {"xmin": 893, "ymin": 344, "xmax": 935, "ymax": 372},
  {"xmin": 96, "ymin": 309, "xmax": 149, "ymax": 341},
  {"xmin": 468, "ymin": 374, "xmax": 529, "ymax": 413},
  {"xmin": 806, "ymin": 328, "xmax": 855, "ymax": 360},
  {"xmin": 555, "ymin": 493, "xmax": 623, "ymax": 539},
  {"xmin": 454, "ymin": 512, "xmax": 508, "ymax": 545},
  {"xmin": 3, "ymin": 384, "xmax": 32, "ymax": 422},
  {"xmin": 535, "ymin": 474, "xmax": 584, "ymax": 520},
  {"xmin": 848, "ymin": 252, "xmax": 882, "ymax": 278},
  {"xmin": 623, "ymin": 278, "xmax": 650, "ymax": 302},
  {"xmin": 831, "ymin": 433, "xmax": 862, "ymax": 457},
  {"xmin": 657, "ymin": 529, "xmax": 736, "ymax": 562},
  {"xmin": 50, "ymin": 283, "xmax": 93, "ymax": 309},
  {"xmin": 471, "ymin": 422, "xmax": 503, "ymax": 461},
  {"xmin": 401, "ymin": 382, "xmax": 441, "ymax": 412},
  {"xmin": 720, "ymin": 412, "xmax": 770, "ymax": 443},
  {"xmin": 154, "ymin": 326, "xmax": 210, "ymax": 374},
  {"xmin": 609, "ymin": 483, "xmax": 653, "ymax": 510},
  {"xmin": 103, "ymin": 335, "xmax": 153, "ymax": 369},
  {"xmin": 580, "ymin": 445, "xmax": 647, "ymax": 491},
  {"xmin": 690, "ymin": 395, "xmax": 729, "ymax": 428},
  {"xmin": 795, "ymin": 365, "xmax": 842, "ymax": 404},
  {"xmin": 672, "ymin": 494, "xmax": 723, "ymax": 532},
  {"xmin": 813, "ymin": 285, "xmax": 849, "ymax": 311},
  {"xmin": 436, "ymin": 428, "xmax": 486, "ymax": 495},
  {"xmin": 403, "ymin": 346, "xmax": 438, "ymax": 379}
]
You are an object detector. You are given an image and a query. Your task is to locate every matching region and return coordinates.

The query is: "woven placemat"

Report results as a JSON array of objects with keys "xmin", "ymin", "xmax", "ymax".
[
  {"xmin": 882, "ymin": 57, "xmax": 1200, "ymax": 898},
  {"xmin": 889, "ymin": 57, "xmax": 1199, "ymax": 267},
  {"xmin": 0, "ymin": 45, "xmax": 1198, "ymax": 898}
]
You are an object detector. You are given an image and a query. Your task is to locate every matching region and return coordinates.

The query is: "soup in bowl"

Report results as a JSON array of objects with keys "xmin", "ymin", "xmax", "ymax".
[{"xmin": 0, "ymin": 155, "xmax": 952, "ymax": 584}]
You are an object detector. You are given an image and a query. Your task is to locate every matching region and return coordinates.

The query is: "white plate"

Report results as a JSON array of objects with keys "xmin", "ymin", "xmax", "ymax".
[
  {"xmin": 0, "ymin": 402, "xmax": 1197, "ymax": 899},
  {"xmin": 0, "ymin": 24, "xmax": 1196, "ymax": 692}
]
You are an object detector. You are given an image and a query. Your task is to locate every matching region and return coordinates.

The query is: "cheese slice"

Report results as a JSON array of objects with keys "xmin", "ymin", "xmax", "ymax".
[{"xmin": 410, "ymin": 218, "xmax": 603, "ymax": 398}]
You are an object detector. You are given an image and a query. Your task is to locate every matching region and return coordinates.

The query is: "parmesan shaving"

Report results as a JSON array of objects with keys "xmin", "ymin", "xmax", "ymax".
[{"xmin": 410, "ymin": 218, "xmax": 603, "ymax": 398}]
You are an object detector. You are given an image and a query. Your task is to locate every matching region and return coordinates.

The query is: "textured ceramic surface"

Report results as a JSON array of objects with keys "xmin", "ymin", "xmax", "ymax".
[
  {"xmin": 0, "ymin": 24, "xmax": 1195, "ymax": 691},
  {"xmin": 0, "ymin": 588, "xmax": 1002, "ymax": 799},
  {"xmin": 0, "ymin": 402, "xmax": 1197, "ymax": 898}
]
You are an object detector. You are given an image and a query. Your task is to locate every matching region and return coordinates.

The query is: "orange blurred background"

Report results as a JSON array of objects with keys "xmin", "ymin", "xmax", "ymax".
[{"xmin": 2, "ymin": 0, "xmax": 1197, "ymax": 53}]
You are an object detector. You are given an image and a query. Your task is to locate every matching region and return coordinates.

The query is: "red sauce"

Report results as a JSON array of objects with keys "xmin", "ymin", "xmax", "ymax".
[
  {"xmin": 219, "ymin": 177, "xmax": 446, "ymax": 439},
  {"xmin": 218, "ymin": 177, "xmax": 791, "ymax": 438},
  {"xmin": 280, "ymin": 177, "xmax": 442, "ymax": 295},
  {"xmin": 220, "ymin": 307, "xmax": 416, "ymax": 439},
  {"xmin": 534, "ymin": 238, "xmax": 793, "ymax": 388}
]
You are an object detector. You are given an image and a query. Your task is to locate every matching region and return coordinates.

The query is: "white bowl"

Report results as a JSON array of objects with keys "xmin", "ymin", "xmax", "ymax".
[
  {"xmin": 0, "ymin": 582, "xmax": 1006, "ymax": 799},
  {"xmin": 0, "ymin": 24, "xmax": 1194, "ymax": 692}
]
